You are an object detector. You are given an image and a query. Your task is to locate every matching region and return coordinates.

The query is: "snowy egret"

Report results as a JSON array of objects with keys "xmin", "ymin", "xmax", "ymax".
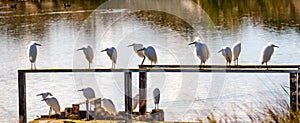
[
  {"xmin": 28, "ymin": 41, "xmax": 42, "ymax": 70},
  {"xmin": 42, "ymin": 97, "xmax": 61, "ymax": 115},
  {"xmin": 132, "ymin": 94, "xmax": 139, "ymax": 111},
  {"xmin": 37, "ymin": 92, "xmax": 61, "ymax": 115},
  {"xmin": 101, "ymin": 98, "xmax": 117, "ymax": 115},
  {"xmin": 138, "ymin": 46, "xmax": 157, "ymax": 65},
  {"xmin": 189, "ymin": 37, "xmax": 210, "ymax": 66},
  {"xmin": 78, "ymin": 87, "xmax": 95, "ymax": 100},
  {"xmin": 128, "ymin": 43, "xmax": 145, "ymax": 65},
  {"xmin": 260, "ymin": 43, "xmax": 279, "ymax": 69},
  {"xmin": 153, "ymin": 88, "xmax": 160, "ymax": 110},
  {"xmin": 76, "ymin": 45, "xmax": 94, "ymax": 68},
  {"xmin": 232, "ymin": 41, "xmax": 241, "ymax": 66},
  {"xmin": 101, "ymin": 47, "xmax": 117, "ymax": 68},
  {"xmin": 218, "ymin": 46, "xmax": 232, "ymax": 65}
]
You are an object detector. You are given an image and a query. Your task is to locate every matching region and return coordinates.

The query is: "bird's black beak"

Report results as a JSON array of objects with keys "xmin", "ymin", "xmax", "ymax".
[
  {"xmin": 188, "ymin": 42, "xmax": 196, "ymax": 45},
  {"xmin": 77, "ymin": 89, "xmax": 83, "ymax": 91},
  {"xmin": 41, "ymin": 99, "xmax": 46, "ymax": 101},
  {"xmin": 101, "ymin": 48, "xmax": 108, "ymax": 52},
  {"xmin": 128, "ymin": 44, "xmax": 134, "ymax": 47},
  {"xmin": 36, "ymin": 94, "xmax": 42, "ymax": 96},
  {"xmin": 217, "ymin": 49, "xmax": 222, "ymax": 53},
  {"xmin": 274, "ymin": 45, "xmax": 279, "ymax": 48},
  {"xmin": 76, "ymin": 48, "xmax": 83, "ymax": 51},
  {"xmin": 137, "ymin": 48, "xmax": 145, "ymax": 52},
  {"xmin": 36, "ymin": 43, "xmax": 42, "ymax": 46}
]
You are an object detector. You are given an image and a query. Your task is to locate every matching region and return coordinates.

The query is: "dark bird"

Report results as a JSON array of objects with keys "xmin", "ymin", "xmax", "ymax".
[
  {"xmin": 64, "ymin": 3, "xmax": 71, "ymax": 8},
  {"xmin": 10, "ymin": 4, "xmax": 17, "ymax": 8}
]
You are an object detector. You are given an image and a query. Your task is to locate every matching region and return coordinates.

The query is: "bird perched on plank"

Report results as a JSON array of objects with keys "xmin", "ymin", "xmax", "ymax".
[
  {"xmin": 153, "ymin": 88, "xmax": 160, "ymax": 110},
  {"xmin": 218, "ymin": 46, "xmax": 232, "ymax": 66},
  {"xmin": 37, "ymin": 92, "xmax": 61, "ymax": 115},
  {"xmin": 76, "ymin": 45, "xmax": 94, "ymax": 68},
  {"xmin": 232, "ymin": 41, "xmax": 241, "ymax": 66},
  {"xmin": 260, "ymin": 42, "xmax": 279, "ymax": 69},
  {"xmin": 189, "ymin": 37, "xmax": 210, "ymax": 67},
  {"xmin": 28, "ymin": 41, "xmax": 42, "ymax": 70},
  {"xmin": 128, "ymin": 43, "xmax": 145, "ymax": 65},
  {"xmin": 101, "ymin": 47, "xmax": 117, "ymax": 68},
  {"xmin": 138, "ymin": 46, "xmax": 157, "ymax": 65}
]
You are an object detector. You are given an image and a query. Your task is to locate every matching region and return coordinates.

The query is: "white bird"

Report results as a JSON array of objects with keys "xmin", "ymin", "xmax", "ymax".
[
  {"xmin": 76, "ymin": 45, "xmax": 94, "ymax": 69},
  {"xmin": 101, "ymin": 47, "xmax": 117, "ymax": 68},
  {"xmin": 232, "ymin": 41, "xmax": 241, "ymax": 66},
  {"xmin": 128, "ymin": 43, "xmax": 145, "ymax": 65},
  {"xmin": 132, "ymin": 94, "xmax": 139, "ymax": 111},
  {"xmin": 101, "ymin": 98, "xmax": 117, "ymax": 115},
  {"xmin": 218, "ymin": 46, "xmax": 233, "ymax": 65},
  {"xmin": 78, "ymin": 87, "xmax": 95, "ymax": 100},
  {"xmin": 28, "ymin": 41, "xmax": 42, "ymax": 70},
  {"xmin": 189, "ymin": 37, "xmax": 210, "ymax": 66},
  {"xmin": 37, "ymin": 92, "xmax": 60, "ymax": 115},
  {"xmin": 260, "ymin": 43, "xmax": 279, "ymax": 69},
  {"xmin": 153, "ymin": 88, "xmax": 160, "ymax": 110},
  {"xmin": 138, "ymin": 46, "xmax": 157, "ymax": 65}
]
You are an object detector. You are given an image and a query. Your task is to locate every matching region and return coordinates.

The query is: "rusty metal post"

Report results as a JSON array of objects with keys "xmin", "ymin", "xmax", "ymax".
[
  {"xmin": 18, "ymin": 70, "xmax": 26, "ymax": 123},
  {"xmin": 124, "ymin": 72, "xmax": 132, "ymax": 122},
  {"xmin": 86, "ymin": 100, "xmax": 89, "ymax": 120},
  {"xmin": 290, "ymin": 70, "xmax": 299, "ymax": 112},
  {"xmin": 139, "ymin": 72, "xmax": 147, "ymax": 115}
]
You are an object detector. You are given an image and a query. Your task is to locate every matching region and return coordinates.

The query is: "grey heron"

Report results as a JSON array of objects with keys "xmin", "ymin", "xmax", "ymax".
[
  {"xmin": 101, "ymin": 47, "xmax": 117, "ymax": 68},
  {"xmin": 28, "ymin": 41, "xmax": 42, "ymax": 70},
  {"xmin": 153, "ymin": 88, "xmax": 160, "ymax": 110},
  {"xmin": 76, "ymin": 45, "xmax": 94, "ymax": 69}
]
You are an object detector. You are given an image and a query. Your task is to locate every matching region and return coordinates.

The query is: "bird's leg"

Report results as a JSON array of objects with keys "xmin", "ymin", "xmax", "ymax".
[
  {"xmin": 111, "ymin": 62, "xmax": 113, "ymax": 68},
  {"xmin": 89, "ymin": 63, "xmax": 90, "ymax": 69},
  {"xmin": 237, "ymin": 58, "xmax": 239, "ymax": 66},
  {"xmin": 49, "ymin": 107, "xmax": 52, "ymax": 115},
  {"xmin": 141, "ymin": 57, "xmax": 146, "ymax": 65},
  {"xmin": 158, "ymin": 104, "xmax": 159, "ymax": 110},
  {"xmin": 34, "ymin": 63, "xmax": 36, "ymax": 70},
  {"xmin": 266, "ymin": 62, "xmax": 268, "ymax": 70}
]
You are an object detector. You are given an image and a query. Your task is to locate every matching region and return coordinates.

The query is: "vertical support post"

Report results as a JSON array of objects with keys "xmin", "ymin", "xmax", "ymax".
[
  {"xmin": 124, "ymin": 72, "xmax": 132, "ymax": 122},
  {"xmin": 290, "ymin": 72, "xmax": 298, "ymax": 112},
  {"xmin": 139, "ymin": 72, "xmax": 147, "ymax": 115},
  {"xmin": 86, "ymin": 100, "xmax": 89, "ymax": 120},
  {"xmin": 18, "ymin": 70, "xmax": 26, "ymax": 123}
]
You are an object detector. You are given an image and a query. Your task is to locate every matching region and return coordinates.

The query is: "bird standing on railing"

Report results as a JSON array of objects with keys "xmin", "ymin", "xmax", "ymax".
[
  {"xmin": 132, "ymin": 94, "xmax": 139, "ymax": 111},
  {"xmin": 189, "ymin": 37, "xmax": 210, "ymax": 66},
  {"xmin": 138, "ymin": 46, "xmax": 157, "ymax": 65},
  {"xmin": 218, "ymin": 46, "xmax": 232, "ymax": 66},
  {"xmin": 78, "ymin": 87, "xmax": 95, "ymax": 111},
  {"xmin": 102, "ymin": 98, "xmax": 117, "ymax": 115},
  {"xmin": 128, "ymin": 43, "xmax": 145, "ymax": 65},
  {"xmin": 28, "ymin": 41, "xmax": 42, "ymax": 70},
  {"xmin": 101, "ymin": 47, "xmax": 117, "ymax": 68},
  {"xmin": 37, "ymin": 92, "xmax": 61, "ymax": 115},
  {"xmin": 232, "ymin": 41, "xmax": 241, "ymax": 66},
  {"xmin": 76, "ymin": 45, "xmax": 94, "ymax": 69},
  {"xmin": 260, "ymin": 43, "xmax": 279, "ymax": 69},
  {"xmin": 153, "ymin": 88, "xmax": 160, "ymax": 110},
  {"xmin": 63, "ymin": 3, "xmax": 71, "ymax": 8}
]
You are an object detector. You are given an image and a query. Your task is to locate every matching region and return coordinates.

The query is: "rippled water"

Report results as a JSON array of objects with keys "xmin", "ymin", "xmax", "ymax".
[{"xmin": 0, "ymin": 0, "xmax": 299, "ymax": 122}]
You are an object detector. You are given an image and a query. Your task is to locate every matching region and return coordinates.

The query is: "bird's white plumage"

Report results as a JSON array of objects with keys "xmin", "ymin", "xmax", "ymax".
[
  {"xmin": 189, "ymin": 38, "xmax": 210, "ymax": 65},
  {"xmin": 260, "ymin": 43, "xmax": 278, "ymax": 65},
  {"xmin": 132, "ymin": 94, "xmax": 139, "ymax": 111},
  {"xmin": 37, "ymin": 92, "xmax": 52, "ymax": 100},
  {"xmin": 28, "ymin": 41, "xmax": 41, "ymax": 69},
  {"xmin": 232, "ymin": 41, "xmax": 241, "ymax": 64},
  {"xmin": 77, "ymin": 45, "xmax": 94, "ymax": 68},
  {"xmin": 79, "ymin": 87, "xmax": 95, "ymax": 100},
  {"xmin": 219, "ymin": 46, "xmax": 232, "ymax": 65},
  {"xmin": 143, "ymin": 46, "xmax": 157, "ymax": 65},
  {"xmin": 153, "ymin": 88, "xmax": 160, "ymax": 110},
  {"xmin": 102, "ymin": 47, "xmax": 117, "ymax": 68},
  {"xmin": 102, "ymin": 98, "xmax": 117, "ymax": 115},
  {"xmin": 128, "ymin": 43, "xmax": 145, "ymax": 58},
  {"xmin": 45, "ymin": 97, "xmax": 61, "ymax": 114}
]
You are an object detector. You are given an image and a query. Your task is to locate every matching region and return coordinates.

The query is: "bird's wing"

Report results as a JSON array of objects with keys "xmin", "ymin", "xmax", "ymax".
[
  {"xmin": 153, "ymin": 88, "xmax": 160, "ymax": 104},
  {"xmin": 225, "ymin": 48, "xmax": 232, "ymax": 62},
  {"xmin": 260, "ymin": 46, "xmax": 273, "ymax": 63},
  {"xmin": 145, "ymin": 47, "xmax": 157, "ymax": 64},
  {"xmin": 232, "ymin": 42, "xmax": 241, "ymax": 61},
  {"xmin": 84, "ymin": 88, "xmax": 96, "ymax": 99},
  {"xmin": 202, "ymin": 43, "xmax": 210, "ymax": 60},
  {"xmin": 102, "ymin": 99, "xmax": 117, "ymax": 115},
  {"xmin": 47, "ymin": 97, "xmax": 61, "ymax": 114},
  {"xmin": 134, "ymin": 44, "xmax": 145, "ymax": 58},
  {"xmin": 85, "ymin": 46, "xmax": 94, "ymax": 63},
  {"xmin": 107, "ymin": 48, "xmax": 117, "ymax": 64},
  {"xmin": 29, "ymin": 45, "xmax": 37, "ymax": 63}
]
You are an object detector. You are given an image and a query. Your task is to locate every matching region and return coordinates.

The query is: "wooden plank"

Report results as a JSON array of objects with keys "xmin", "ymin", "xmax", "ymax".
[
  {"xmin": 140, "ymin": 65, "xmax": 300, "ymax": 68},
  {"xmin": 124, "ymin": 72, "xmax": 132, "ymax": 122},
  {"xmin": 139, "ymin": 72, "xmax": 147, "ymax": 115},
  {"xmin": 18, "ymin": 71, "xmax": 26, "ymax": 123},
  {"xmin": 18, "ymin": 68, "xmax": 300, "ymax": 73}
]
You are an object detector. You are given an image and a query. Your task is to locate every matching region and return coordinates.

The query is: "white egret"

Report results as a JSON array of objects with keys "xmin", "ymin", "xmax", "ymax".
[
  {"xmin": 78, "ymin": 87, "xmax": 95, "ymax": 100},
  {"xmin": 132, "ymin": 94, "xmax": 139, "ymax": 111},
  {"xmin": 76, "ymin": 45, "xmax": 94, "ymax": 69},
  {"xmin": 189, "ymin": 37, "xmax": 210, "ymax": 66},
  {"xmin": 42, "ymin": 97, "xmax": 61, "ymax": 115},
  {"xmin": 128, "ymin": 43, "xmax": 145, "ymax": 65},
  {"xmin": 101, "ymin": 98, "xmax": 117, "ymax": 115},
  {"xmin": 138, "ymin": 46, "xmax": 157, "ymax": 65},
  {"xmin": 232, "ymin": 41, "xmax": 241, "ymax": 66},
  {"xmin": 218, "ymin": 46, "xmax": 232, "ymax": 65},
  {"xmin": 153, "ymin": 88, "xmax": 160, "ymax": 110},
  {"xmin": 78, "ymin": 87, "xmax": 95, "ymax": 111},
  {"xmin": 37, "ymin": 92, "xmax": 60, "ymax": 115},
  {"xmin": 260, "ymin": 43, "xmax": 279, "ymax": 69},
  {"xmin": 101, "ymin": 47, "xmax": 117, "ymax": 68},
  {"xmin": 28, "ymin": 41, "xmax": 42, "ymax": 70}
]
